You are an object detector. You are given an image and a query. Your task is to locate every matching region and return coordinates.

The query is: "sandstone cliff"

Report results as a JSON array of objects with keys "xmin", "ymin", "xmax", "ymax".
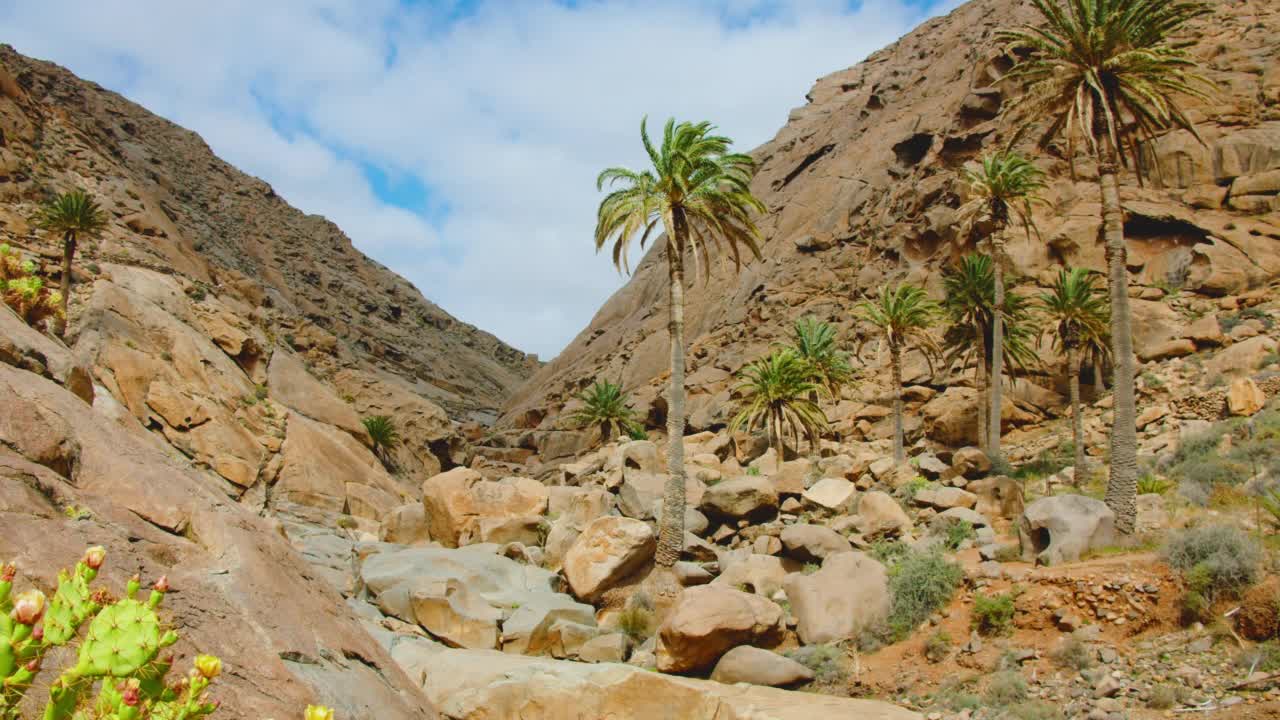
[
  {"xmin": 0, "ymin": 44, "xmax": 537, "ymax": 425},
  {"xmin": 498, "ymin": 0, "xmax": 1280, "ymax": 457}
]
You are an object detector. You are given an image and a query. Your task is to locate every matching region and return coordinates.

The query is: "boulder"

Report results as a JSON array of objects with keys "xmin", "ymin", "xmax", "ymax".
[
  {"xmin": 783, "ymin": 551, "xmax": 890, "ymax": 645},
  {"xmin": 1206, "ymin": 336, "xmax": 1278, "ymax": 377},
  {"xmin": 779, "ymin": 524, "xmax": 852, "ymax": 562},
  {"xmin": 421, "ymin": 469, "xmax": 549, "ymax": 548},
  {"xmin": 967, "ymin": 476, "xmax": 1025, "ymax": 520},
  {"xmin": 699, "ymin": 476, "xmax": 778, "ymax": 518},
  {"xmin": 1184, "ymin": 314, "xmax": 1226, "ymax": 347},
  {"xmin": 608, "ymin": 440, "xmax": 662, "ymax": 473},
  {"xmin": 276, "ymin": 412, "xmax": 403, "ymax": 515},
  {"xmin": 655, "ymin": 585, "xmax": 785, "ymax": 673},
  {"xmin": 544, "ymin": 486, "xmax": 614, "ymax": 570},
  {"xmin": 563, "ymin": 516, "xmax": 656, "ymax": 601},
  {"xmin": 771, "ymin": 458, "xmax": 813, "ymax": 495},
  {"xmin": 712, "ymin": 553, "xmax": 800, "ymax": 598},
  {"xmin": 501, "ymin": 595, "xmax": 598, "ymax": 656},
  {"xmin": 267, "ymin": 350, "xmax": 364, "ymax": 438},
  {"xmin": 1136, "ymin": 493, "xmax": 1169, "ymax": 535},
  {"xmin": 1138, "ymin": 338, "xmax": 1196, "ymax": 362},
  {"xmin": 412, "ymin": 649, "xmax": 922, "ymax": 719},
  {"xmin": 674, "ymin": 561, "xmax": 714, "ymax": 586},
  {"xmin": 854, "ymin": 491, "xmax": 912, "ymax": 538},
  {"xmin": 800, "ymin": 477, "xmax": 856, "ymax": 512},
  {"xmin": 576, "ymin": 633, "xmax": 628, "ymax": 663},
  {"xmin": 617, "ymin": 469, "xmax": 668, "ymax": 519},
  {"xmin": 913, "ymin": 486, "xmax": 977, "ymax": 510},
  {"xmin": 1019, "ymin": 495, "xmax": 1116, "ymax": 565},
  {"xmin": 935, "ymin": 507, "xmax": 991, "ymax": 530},
  {"xmin": 1228, "ymin": 377, "xmax": 1267, "ymax": 417},
  {"xmin": 710, "ymin": 646, "xmax": 814, "ymax": 687},
  {"xmin": 951, "ymin": 447, "xmax": 991, "ymax": 478},
  {"xmin": 0, "ymin": 305, "xmax": 93, "ymax": 403}
]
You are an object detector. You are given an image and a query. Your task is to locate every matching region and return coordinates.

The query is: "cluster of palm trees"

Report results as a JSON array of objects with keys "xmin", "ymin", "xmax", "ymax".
[{"xmin": 592, "ymin": 0, "xmax": 1213, "ymax": 566}]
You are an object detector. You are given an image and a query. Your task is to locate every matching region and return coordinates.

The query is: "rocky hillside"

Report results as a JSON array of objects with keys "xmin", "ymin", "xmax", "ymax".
[
  {"xmin": 0, "ymin": 44, "xmax": 537, "ymax": 424},
  {"xmin": 497, "ymin": 0, "xmax": 1280, "ymax": 456}
]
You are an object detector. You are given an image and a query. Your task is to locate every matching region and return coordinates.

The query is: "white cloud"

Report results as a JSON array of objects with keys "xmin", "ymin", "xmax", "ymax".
[{"xmin": 0, "ymin": 0, "xmax": 959, "ymax": 358}]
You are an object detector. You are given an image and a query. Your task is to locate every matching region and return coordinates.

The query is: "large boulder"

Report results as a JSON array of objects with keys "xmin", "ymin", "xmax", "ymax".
[
  {"xmin": 655, "ymin": 586, "xmax": 785, "ymax": 673},
  {"xmin": 854, "ymin": 491, "xmax": 913, "ymax": 538},
  {"xmin": 380, "ymin": 503, "xmax": 433, "ymax": 546},
  {"xmin": 562, "ymin": 516, "xmax": 656, "ymax": 601},
  {"xmin": 779, "ymin": 524, "xmax": 852, "ymax": 562},
  {"xmin": 710, "ymin": 646, "xmax": 814, "ymax": 687},
  {"xmin": 1206, "ymin": 336, "xmax": 1278, "ymax": 377},
  {"xmin": 783, "ymin": 551, "xmax": 890, "ymax": 645},
  {"xmin": 412, "ymin": 649, "xmax": 922, "ymax": 719},
  {"xmin": 967, "ymin": 476, "xmax": 1025, "ymax": 519},
  {"xmin": 800, "ymin": 477, "xmax": 857, "ymax": 512},
  {"xmin": 712, "ymin": 553, "xmax": 800, "ymax": 598},
  {"xmin": 950, "ymin": 447, "xmax": 991, "ymax": 478},
  {"xmin": 699, "ymin": 476, "xmax": 778, "ymax": 519},
  {"xmin": 1228, "ymin": 377, "xmax": 1267, "ymax": 417},
  {"xmin": 543, "ymin": 486, "xmax": 615, "ymax": 570},
  {"xmin": 0, "ymin": 304, "xmax": 93, "ymax": 403},
  {"xmin": 913, "ymin": 486, "xmax": 977, "ymax": 510},
  {"xmin": 1019, "ymin": 495, "xmax": 1116, "ymax": 565},
  {"xmin": 276, "ymin": 412, "xmax": 404, "ymax": 517},
  {"xmin": 421, "ymin": 469, "xmax": 549, "ymax": 548},
  {"xmin": 771, "ymin": 458, "xmax": 814, "ymax": 495}
]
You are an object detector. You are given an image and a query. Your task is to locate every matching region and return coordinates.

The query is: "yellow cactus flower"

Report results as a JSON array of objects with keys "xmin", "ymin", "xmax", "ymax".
[
  {"xmin": 305, "ymin": 705, "xmax": 334, "ymax": 720},
  {"xmin": 194, "ymin": 654, "xmax": 222, "ymax": 679}
]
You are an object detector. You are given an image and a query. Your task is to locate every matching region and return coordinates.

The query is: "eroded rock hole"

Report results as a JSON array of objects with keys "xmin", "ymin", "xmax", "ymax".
[{"xmin": 893, "ymin": 133, "xmax": 934, "ymax": 167}]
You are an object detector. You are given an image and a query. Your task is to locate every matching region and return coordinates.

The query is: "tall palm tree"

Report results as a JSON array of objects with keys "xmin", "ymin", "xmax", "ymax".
[
  {"xmin": 1038, "ymin": 268, "xmax": 1110, "ymax": 479},
  {"xmin": 942, "ymin": 254, "xmax": 1038, "ymax": 450},
  {"xmin": 35, "ymin": 190, "xmax": 107, "ymax": 333},
  {"xmin": 569, "ymin": 379, "xmax": 643, "ymax": 444},
  {"xmin": 595, "ymin": 118, "xmax": 765, "ymax": 568},
  {"xmin": 999, "ymin": 0, "xmax": 1212, "ymax": 533},
  {"xmin": 730, "ymin": 348, "xmax": 828, "ymax": 462},
  {"xmin": 956, "ymin": 151, "xmax": 1045, "ymax": 462},
  {"xmin": 791, "ymin": 316, "xmax": 854, "ymax": 401},
  {"xmin": 856, "ymin": 284, "xmax": 941, "ymax": 463}
]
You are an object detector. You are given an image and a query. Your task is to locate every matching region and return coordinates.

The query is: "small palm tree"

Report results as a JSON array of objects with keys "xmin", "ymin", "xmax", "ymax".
[
  {"xmin": 856, "ymin": 284, "xmax": 941, "ymax": 463},
  {"xmin": 569, "ymin": 380, "xmax": 643, "ymax": 443},
  {"xmin": 956, "ymin": 151, "xmax": 1046, "ymax": 462},
  {"xmin": 730, "ymin": 348, "xmax": 828, "ymax": 462},
  {"xmin": 942, "ymin": 254, "xmax": 1038, "ymax": 449},
  {"xmin": 362, "ymin": 415, "xmax": 400, "ymax": 468},
  {"xmin": 1038, "ymin": 267, "xmax": 1110, "ymax": 479},
  {"xmin": 35, "ymin": 190, "xmax": 108, "ymax": 332},
  {"xmin": 595, "ymin": 117, "xmax": 765, "ymax": 569},
  {"xmin": 791, "ymin": 316, "xmax": 854, "ymax": 401},
  {"xmin": 999, "ymin": 0, "xmax": 1213, "ymax": 533}
]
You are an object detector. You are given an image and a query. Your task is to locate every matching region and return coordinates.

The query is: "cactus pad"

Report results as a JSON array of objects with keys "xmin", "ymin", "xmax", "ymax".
[
  {"xmin": 43, "ymin": 563, "xmax": 101, "ymax": 646},
  {"xmin": 74, "ymin": 600, "xmax": 164, "ymax": 678}
]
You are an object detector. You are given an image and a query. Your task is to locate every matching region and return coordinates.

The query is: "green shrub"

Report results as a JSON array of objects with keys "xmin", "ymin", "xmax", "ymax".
[
  {"xmin": 1164, "ymin": 526, "xmax": 1261, "ymax": 620},
  {"xmin": 1147, "ymin": 684, "xmax": 1189, "ymax": 710},
  {"xmin": 1010, "ymin": 442, "xmax": 1073, "ymax": 482},
  {"xmin": 1003, "ymin": 701, "xmax": 1064, "ymax": 720},
  {"xmin": 784, "ymin": 644, "xmax": 843, "ymax": 683},
  {"xmin": 1237, "ymin": 641, "xmax": 1280, "ymax": 673},
  {"xmin": 616, "ymin": 605, "xmax": 653, "ymax": 643},
  {"xmin": 886, "ymin": 549, "xmax": 963, "ymax": 639},
  {"xmin": 254, "ymin": 383, "xmax": 268, "ymax": 400},
  {"xmin": 869, "ymin": 539, "xmax": 910, "ymax": 567},
  {"xmin": 940, "ymin": 518, "xmax": 976, "ymax": 550},
  {"xmin": 746, "ymin": 465, "xmax": 762, "ymax": 477},
  {"xmin": 994, "ymin": 544, "xmax": 1022, "ymax": 563},
  {"xmin": 924, "ymin": 631, "xmax": 952, "ymax": 663},
  {"xmin": 983, "ymin": 670, "xmax": 1028, "ymax": 706},
  {"xmin": 972, "ymin": 593, "xmax": 1017, "ymax": 636},
  {"xmin": 1137, "ymin": 473, "xmax": 1172, "ymax": 495}
]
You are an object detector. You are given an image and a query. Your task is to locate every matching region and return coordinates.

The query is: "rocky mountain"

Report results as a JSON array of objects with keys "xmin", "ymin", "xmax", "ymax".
[
  {"xmin": 0, "ymin": 44, "xmax": 537, "ymax": 425},
  {"xmin": 497, "ymin": 0, "xmax": 1280, "ymax": 457}
]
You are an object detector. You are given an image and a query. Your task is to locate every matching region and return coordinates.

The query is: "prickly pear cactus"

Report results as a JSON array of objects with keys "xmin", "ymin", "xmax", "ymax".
[{"xmin": 0, "ymin": 548, "xmax": 223, "ymax": 720}]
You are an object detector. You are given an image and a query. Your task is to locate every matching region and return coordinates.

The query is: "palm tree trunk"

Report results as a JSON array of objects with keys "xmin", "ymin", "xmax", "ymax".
[
  {"xmin": 655, "ymin": 228, "xmax": 688, "ymax": 568},
  {"xmin": 772, "ymin": 407, "xmax": 784, "ymax": 463},
  {"xmin": 989, "ymin": 232, "xmax": 1005, "ymax": 461},
  {"xmin": 1094, "ymin": 359, "xmax": 1105, "ymax": 397},
  {"xmin": 975, "ymin": 323, "xmax": 989, "ymax": 452},
  {"xmin": 1098, "ymin": 152, "xmax": 1139, "ymax": 534},
  {"xmin": 59, "ymin": 231, "xmax": 76, "ymax": 335},
  {"xmin": 1068, "ymin": 345, "xmax": 1085, "ymax": 485},
  {"xmin": 890, "ymin": 341, "xmax": 905, "ymax": 463}
]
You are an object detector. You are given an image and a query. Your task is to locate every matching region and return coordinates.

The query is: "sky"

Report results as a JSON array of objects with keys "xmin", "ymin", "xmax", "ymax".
[{"xmin": 1, "ymin": 0, "xmax": 964, "ymax": 359}]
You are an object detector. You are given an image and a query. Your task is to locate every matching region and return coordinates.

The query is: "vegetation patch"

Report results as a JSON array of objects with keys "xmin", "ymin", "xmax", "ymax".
[
  {"xmin": 883, "ymin": 548, "xmax": 964, "ymax": 640},
  {"xmin": 1163, "ymin": 525, "xmax": 1261, "ymax": 622},
  {"xmin": 972, "ymin": 592, "xmax": 1017, "ymax": 636},
  {"xmin": 784, "ymin": 644, "xmax": 844, "ymax": 684}
]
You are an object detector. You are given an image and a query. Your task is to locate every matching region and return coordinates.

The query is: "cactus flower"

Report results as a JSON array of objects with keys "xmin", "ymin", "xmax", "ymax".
[
  {"xmin": 120, "ymin": 680, "xmax": 141, "ymax": 707},
  {"xmin": 83, "ymin": 546, "xmax": 106, "ymax": 570},
  {"xmin": 32, "ymin": 625, "xmax": 44, "ymax": 642},
  {"xmin": 1, "ymin": 562, "xmax": 15, "ymax": 582},
  {"xmin": 305, "ymin": 705, "xmax": 334, "ymax": 720},
  {"xmin": 195, "ymin": 654, "xmax": 222, "ymax": 679},
  {"xmin": 10, "ymin": 589, "xmax": 46, "ymax": 624},
  {"xmin": 24, "ymin": 658, "xmax": 40, "ymax": 672},
  {"xmin": 154, "ymin": 575, "xmax": 170, "ymax": 592}
]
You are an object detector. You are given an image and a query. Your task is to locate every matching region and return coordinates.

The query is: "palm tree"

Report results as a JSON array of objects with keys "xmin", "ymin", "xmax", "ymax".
[
  {"xmin": 856, "ymin": 284, "xmax": 941, "ymax": 463},
  {"xmin": 35, "ymin": 190, "xmax": 107, "ymax": 333},
  {"xmin": 730, "ymin": 348, "xmax": 828, "ymax": 462},
  {"xmin": 956, "ymin": 151, "xmax": 1045, "ymax": 462},
  {"xmin": 595, "ymin": 118, "xmax": 765, "ymax": 568},
  {"xmin": 999, "ymin": 0, "xmax": 1213, "ymax": 533},
  {"xmin": 569, "ymin": 380, "xmax": 643, "ymax": 443},
  {"xmin": 942, "ymin": 254, "xmax": 1039, "ymax": 450},
  {"xmin": 791, "ymin": 316, "xmax": 854, "ymax": 401},
  {"xmin": 1038, "ymin": 267, "xmax": 1110, "ymax": 479},
  {"xmin": 362, "ymin": 415, "xmax": 400, "ymax": 468}
]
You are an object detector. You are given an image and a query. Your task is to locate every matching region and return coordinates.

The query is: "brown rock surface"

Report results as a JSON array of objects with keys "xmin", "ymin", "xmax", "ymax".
[{"xmin": 655, "ymin": 585, "xmax": 785, "ymax": 673}]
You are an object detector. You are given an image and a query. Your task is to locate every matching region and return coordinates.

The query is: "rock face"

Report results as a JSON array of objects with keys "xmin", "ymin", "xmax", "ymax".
[
  {"xmin": 655, "ymin": 585, "xmax": 786, "ymax": 673},
  {"xmin": 0, "ymin": 364, "xmax": 436, "ymax": 719},
  {"xmin": 784, "ymin": 551, "xmax": 890, "ymax": 645},
  {"xmin": 497, "ymin": 0, "xmax": 1280, "ymax": 441},
  {"xmin": 0, "ymin": 45, "xmax": 536, "ymax": 424},
  {"xmin": 1020, "ymin": 495, "xmax": 1117, "ymax": 565},
  {"xmin": 421, "ymin": 469, "xmax": 549, "ymax": 547},
  {"xmin": 562, "ymin": 516, "xmax": 656, "ymax": 601},
  {"xmin": 411, "ymin": 649, "xmax": 921, "ymax": 720}
]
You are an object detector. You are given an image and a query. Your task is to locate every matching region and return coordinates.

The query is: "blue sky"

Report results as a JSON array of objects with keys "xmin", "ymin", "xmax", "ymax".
[{"xmin": 1, "ymin": 0, "xmax": 962, "ymax": 358}]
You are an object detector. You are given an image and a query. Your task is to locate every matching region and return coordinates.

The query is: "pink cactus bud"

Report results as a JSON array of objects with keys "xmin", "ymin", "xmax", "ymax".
[
  {"xmin": 32, "ymin": 625, "xmax": 44, "ymax": 642},
  {"xmin": 10, "ymin": 589, "xmax": 46, "ymax": 625},
  {"xmin": 154, "ymin": 575, "xmax": 170, "ymax": 593},
  {"xmin": 121, "ymin": 684, "xmax": 141, "ymax": 707},
  {"xmin": 83, "ymin": 546, "xmax": 106, "ymax": 570},
  {"xmin": 210, "ymin": 700, "xmax": 221, "ymax": 710},
  {"xmin": 1, "ymin": 562, "xmax": 15, "ymax": 582},
  {"xmin": 24, "ymin": 658, "xmax": 40, "ymax": 672}
]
